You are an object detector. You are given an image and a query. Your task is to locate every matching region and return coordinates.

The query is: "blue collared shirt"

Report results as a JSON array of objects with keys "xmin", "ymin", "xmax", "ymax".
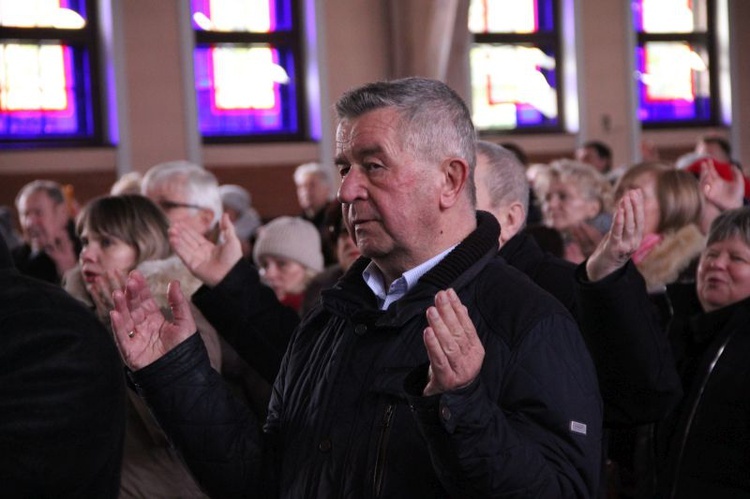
[{"xmin": 362, "ymin": 245, "xmax": 456, "ymax": 310}]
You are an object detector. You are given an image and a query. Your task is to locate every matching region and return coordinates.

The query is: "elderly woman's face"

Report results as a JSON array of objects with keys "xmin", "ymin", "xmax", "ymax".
[
  {"xmin": 258, "ymin": 255, "xmax": 309, "ymax": 299},
  {"xmin": 542, "ymin": 179, "xmax": 600, "ymax": 231},
  {"xmin": 697, "ymin": 235, "xmax": 750, "ymax": 312}
]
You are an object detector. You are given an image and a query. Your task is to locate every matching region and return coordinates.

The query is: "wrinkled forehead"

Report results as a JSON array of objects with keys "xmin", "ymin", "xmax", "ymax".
[{"xmin": 335, "ymin": 108, "xmax": 405, "ymax": 156}]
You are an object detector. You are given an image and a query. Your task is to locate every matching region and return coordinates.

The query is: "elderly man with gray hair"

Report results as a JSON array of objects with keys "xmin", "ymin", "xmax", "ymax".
[
  {"xmin": 13, "ymin": 179, "xmax": 80, "ymax": 284},
  {"xmin": 109, "ymin": 77, "xmax": 603, "ymax": 498},
  {"xmin": 474, "ymin": 140, "xmax": 579, "ymax": 315},
  {"xmin": 141, "ymin": 160, "xmax": 223, "ymax": 242}
]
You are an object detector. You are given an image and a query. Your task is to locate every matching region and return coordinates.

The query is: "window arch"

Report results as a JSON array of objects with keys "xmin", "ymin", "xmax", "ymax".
[
  {"xmin": 633, "ymin": 0, "xmax": 718, "ymax": 127},
  {"xmin": 0, "ymin": 0, "xmax": 103, "ymax": 148},
  {"xmin": 468, "ymin": 0, "xmax": 562, "ymax": 132},
  {"xmin": 191, "ymin": 0, "xmax": 306, "ymax": 142}
]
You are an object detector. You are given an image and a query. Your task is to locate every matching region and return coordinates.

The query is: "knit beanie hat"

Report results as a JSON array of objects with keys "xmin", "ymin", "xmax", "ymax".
[{"xmin": 253, "ymin": 216, "xmax": 324, "ymax": 273}]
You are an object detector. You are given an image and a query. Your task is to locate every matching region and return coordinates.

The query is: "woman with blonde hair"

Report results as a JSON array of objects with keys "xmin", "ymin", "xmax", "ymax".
[
  {"xmin": 614, "ymin": 163, "xmax": 705, "ymax": 297},
  {"xmin": 63, "ymin": 194, "xmax": 221, "ymax": 498},
  {"xmin": 535, "ymin": 159, "xmax": 614, "ymax": 262}
]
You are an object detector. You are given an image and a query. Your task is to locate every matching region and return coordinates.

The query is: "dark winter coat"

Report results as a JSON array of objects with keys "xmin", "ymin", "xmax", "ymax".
[
  {"xmin": 500, "ymin": 230, "xmax": 578, "ymax": 317},
  {"xmin": 11, "ymin": 219, "xmax": 81, "ymax": 285},
  {"xmin": 659, "ymin": 286, "xmax": 750, "ymax": 498},
  {"xmin": 130, "ymin": 212, "xmax": 603, "ymax": 498},
  {"xmin": 576, "ymin": 260, "xmax": 750, "ymax": 497},
  {"xmin": 191, "ymin": 258, "xmax": 300, "ymax": 386},
  {"xmin": 0, "ymin": 232, "xmax": 126, "ymax": 498}
]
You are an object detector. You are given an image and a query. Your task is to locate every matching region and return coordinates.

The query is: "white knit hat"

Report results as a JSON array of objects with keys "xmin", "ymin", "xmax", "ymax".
[{"xmin": 253, "ymin": 216, "xmax": 324, "ymax": 273}]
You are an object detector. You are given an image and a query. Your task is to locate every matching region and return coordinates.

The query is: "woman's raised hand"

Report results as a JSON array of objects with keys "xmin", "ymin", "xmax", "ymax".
[
  {"xmin": 585, "ymin": 189, "xmax": 645, "ymax": 282},
  {"xmin": 110, "ymin": 270, "xmax": 197, "ymax": 370}
]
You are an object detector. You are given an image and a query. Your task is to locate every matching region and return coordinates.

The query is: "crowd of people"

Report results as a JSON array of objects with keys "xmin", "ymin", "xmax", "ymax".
[{"xmin": 2, "ymin": 76, "xmax": 749, "ymax": 499}]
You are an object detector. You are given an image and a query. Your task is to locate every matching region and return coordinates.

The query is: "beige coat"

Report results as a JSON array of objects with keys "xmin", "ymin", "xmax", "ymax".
[{"xmin": 64, "ymin": 255, "xmax": 221, "ymax": 498}]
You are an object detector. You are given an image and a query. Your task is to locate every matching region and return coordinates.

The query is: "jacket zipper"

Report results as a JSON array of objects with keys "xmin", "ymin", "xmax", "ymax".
[
  {"xmin": 372, "ymin": 402, "xmax": 396, "ymax": 498},
  {"xmin": 669, "ymin": 331, "xmax": 735, "ymax": 499}
]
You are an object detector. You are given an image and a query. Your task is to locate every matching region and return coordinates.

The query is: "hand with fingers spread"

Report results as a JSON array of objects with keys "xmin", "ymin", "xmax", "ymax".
[
  {"xmin": 586, "ymin": 189, "xmax": 645, "ymax": 282},
  {"xmin": 699, "ymin": 158, "xmax": 744, "ymax": 212},
  {"xmin": 110, "ymin": 270, "xmax": 197, "ymax": 370},
  {"xmin": 170, "ymin": 213, "xmax": 243, "ymax": 287},
  {"xmin": 423, "ymin": 288, "xmax": 485, "ymax": 396}
]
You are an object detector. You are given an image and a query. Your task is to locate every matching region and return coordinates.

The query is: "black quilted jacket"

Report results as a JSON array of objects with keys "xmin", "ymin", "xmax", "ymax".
[{"xmin": 132, "ymin": 212, "xmax": 603, "ymax": 498}]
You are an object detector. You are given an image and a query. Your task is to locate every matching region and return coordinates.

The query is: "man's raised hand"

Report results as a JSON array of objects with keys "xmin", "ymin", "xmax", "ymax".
[
  {"xmin": 423, "ymin": 289, "xmax": 484, "ymax": 397},
  {"xmin": 169, "ymin": 213, "xmax": 242, "ymax": 287}
]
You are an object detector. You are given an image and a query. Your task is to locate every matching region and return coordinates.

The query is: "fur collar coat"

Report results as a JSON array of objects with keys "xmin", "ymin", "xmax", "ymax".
[{"xmin": 636, "ymin": 224, "xmax": 705, "ymax": 294}]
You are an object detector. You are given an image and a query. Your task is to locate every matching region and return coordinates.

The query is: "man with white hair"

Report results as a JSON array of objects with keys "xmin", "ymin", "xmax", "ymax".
[{"xmin": 141, "ymin": 160, "xmax": 223, "ymax": 241}]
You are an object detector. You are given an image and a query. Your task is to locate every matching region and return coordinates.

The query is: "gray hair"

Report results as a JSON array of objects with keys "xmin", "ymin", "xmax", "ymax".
[
  {"xmin": 707, "ymin": 206, "xmax": 750, "ymax": 247},
  {"xmin": 335, "ymin": 77, "xmax": 477, "ymax": 203},
  {"xmin": 294, "ymin": 162, "xmax": 333, "ymax": 187},
  {"xmin": 293, "ymin": 162, "xmax": 335, "ymax": 203},
  {"xmin": 543, "ymin": 159, "xmax": 613, "ymax": 214},
  {"xmin": 16, "ymin": 179, "xmax": 65, "ymax": 211},
  {"xmin": 141, "ymin": 160, "xmax": 223, "ymax": 226},
  {"xmin": 476, "ymin": 141, "xmax": 530, "ymax": 216}
]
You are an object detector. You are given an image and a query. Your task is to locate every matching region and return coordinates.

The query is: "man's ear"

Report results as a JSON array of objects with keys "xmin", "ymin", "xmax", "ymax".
[
  {"xmin": 499, "ymin": 202, "xmax": 527, "ymax": 244},
  {"xmin": 439, "ymin": 158, "xmax": 470, "ymax": 209}
]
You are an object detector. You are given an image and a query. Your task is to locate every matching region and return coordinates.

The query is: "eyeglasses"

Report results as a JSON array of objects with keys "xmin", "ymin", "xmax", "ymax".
[{"xmin": 156, "ymin": 200, "xmax": 205, "ymax": 212}]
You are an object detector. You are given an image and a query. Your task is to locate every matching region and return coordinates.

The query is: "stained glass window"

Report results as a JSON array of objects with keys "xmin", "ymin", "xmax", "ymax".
[
  {"xmin": 469, "ymin": 0, "xmax": 560, "ymax": 132},
  {"xmin": 0, "ymin": 0, "xmax": 101, "ymax": 147},
  {"xmin": 191, "ymin": 0, "xmax": 304, "ymax": 141},
  {"xmin": 632, "ymin": 0, "xmax": 716, "ymax": 126}
]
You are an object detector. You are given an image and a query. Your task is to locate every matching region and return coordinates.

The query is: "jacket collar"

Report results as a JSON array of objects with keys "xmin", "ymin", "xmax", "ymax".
[
  {"xmin": 687, "ymin": 295, "xmax": 750, "ymax": 346},
  {"xmin": 321, "ymin": 211, "xmax": 500, "ymax": 325},
  {"xmin": 498, "ymin": 231, "xmax": 546, "ymax": 270}
]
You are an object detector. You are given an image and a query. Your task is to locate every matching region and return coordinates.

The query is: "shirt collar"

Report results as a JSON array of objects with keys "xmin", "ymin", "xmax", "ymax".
[{"xmin": 362, "ymin": 245, "xmax": 457, "ymax": 310}]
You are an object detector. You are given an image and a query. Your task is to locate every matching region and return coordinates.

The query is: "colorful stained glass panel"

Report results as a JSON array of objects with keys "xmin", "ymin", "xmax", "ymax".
[
  {"xmin": 0, "ymin": 0, "xmax": 94, "ymax": 142},
  {"xmin": 636, "ymin": 41, "xmax": 711, "ymax": 123},
  {"xmin": 632, "ymin": 0, "xmax": 707, "ymax": 33},
  {"xmin": 194, "ymin": 44, "xmax": 298, "ymax": 136},
  {"xmin": 469, "ymin": 0, "xmax": 555, "ymax": 34},
  {"xmin": 0, "ymin": 43, "xmax": 93, "ymax": 139},
  {"xmin": 191, "ymin": 0, "xmax": 292, "ymax": 32},
  {"xmin": 470, "ymin": 44, "xmax": 558, "ymax": 130},
  {"xmin": 0, "ymin": 0, "xmax": 87, "ymax": 28}
]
